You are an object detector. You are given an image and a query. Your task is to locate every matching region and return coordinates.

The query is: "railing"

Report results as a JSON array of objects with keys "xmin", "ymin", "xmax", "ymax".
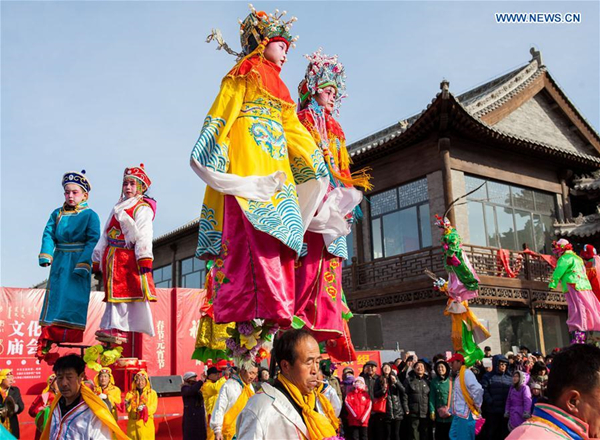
[{"xmin": 342, "ymin": 244, "xmax": 555, "ymax": 293}]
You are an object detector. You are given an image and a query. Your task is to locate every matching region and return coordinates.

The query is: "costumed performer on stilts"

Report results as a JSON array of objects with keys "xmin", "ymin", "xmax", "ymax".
[
  {"xmin": 294, "ymin": 49, "xmax": 369, "ymax": 361},
  {"xmin": 432, "ymin": 215, "xmax": 490, "ymax": 365},
  {"xmin": 581, "ymin": 244, "xmax": 600, "ymax": 303},
  {"xmin": 93, "ymin": 164, "xmax": 157, "ymax": 345},
  {"xmin": 549, "ymin": 238, "xmax": 600, "ymax": 344},
  {"xmin": 125, "ymin": 371, "xmax": 158, "ymax": 440},
  {"xmin": 37, "ymin": 171, "xmax": 101, "ymax": 362},
  {"xmin": 190, "ymin": 4, "xmax": 333, "ymax": 366}
]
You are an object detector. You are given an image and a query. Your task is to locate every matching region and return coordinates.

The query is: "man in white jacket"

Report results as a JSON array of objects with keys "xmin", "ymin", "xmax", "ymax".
[
  {"xmin": 236, "ymin": 329, "xmax": 339, "ymax": 440},
  {"xmin": 448, "ymin": 353, "xmax": 484, "ymax": 440},
  {"xmin": 211, "ymin": 364, "xmax": 258, "ymax": 440}
]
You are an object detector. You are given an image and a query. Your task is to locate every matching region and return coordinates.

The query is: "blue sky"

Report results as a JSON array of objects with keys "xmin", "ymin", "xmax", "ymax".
[{"xmin": 1, "ymin": 1, "xmax": 598, "ymax": 287}]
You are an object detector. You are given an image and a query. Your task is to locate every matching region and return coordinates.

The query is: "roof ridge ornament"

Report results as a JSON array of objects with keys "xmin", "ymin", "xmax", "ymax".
[
  {"xmin": 530, "ymin": 46, "xmax": 544, "ymax": 67},
  {"xmin": 440, "ymin": 78, "xmax": 450, "ymax": 99}
]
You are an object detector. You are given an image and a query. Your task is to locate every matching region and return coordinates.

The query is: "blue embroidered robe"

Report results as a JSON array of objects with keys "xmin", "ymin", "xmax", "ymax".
[{"xmin": 38, "ymin": 202, "xmax": 101, "ymax": 330}]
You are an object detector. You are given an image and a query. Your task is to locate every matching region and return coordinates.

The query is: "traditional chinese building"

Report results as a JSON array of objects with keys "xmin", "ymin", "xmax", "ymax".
[
  {"xmin": 150, "ymin": 48, "xmax": 600, "ymax": 357},
  {"xmin": 342, "ymin": 47, "xmax": 600, "ymax": 356}
]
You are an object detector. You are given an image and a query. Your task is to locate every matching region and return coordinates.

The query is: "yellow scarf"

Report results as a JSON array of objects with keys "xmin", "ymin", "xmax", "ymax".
[
  {"xmin": 40, "ymin": 385, "xmax": 128, "ymax": 440},
  {"xmin": 459, "ymin": 366, "xmax": 480, "ymax": 417},
  {"xmin": 278, "ymin": 375, "xmax": 338, "ymax": 440},
  {"xmin": 221, "ymin": 377, "xmax": 255, "ymax": 440}
]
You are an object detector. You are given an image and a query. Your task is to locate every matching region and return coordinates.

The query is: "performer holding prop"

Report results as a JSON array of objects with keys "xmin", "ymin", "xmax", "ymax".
[
  {"xmin": 93, "ymin": 164, "xmax": 157, "ymax": 344},
  {"xmin": 549, "ymin": 238, "xmax": 600, "ymax": 344},
  {"xmin": 294, "ymin": 49, "xmax": 369, "ymax": 359},
  {"xmin": 430, "ymin": 215, "xmax": 490, "ymax": 366},
  {"xmin": 37, "ymin": 171, "xmax": 100, "ymax": 361},
  {"xmin": 191, "ymin": 5, "xmax": 332, "ymax": 366}
]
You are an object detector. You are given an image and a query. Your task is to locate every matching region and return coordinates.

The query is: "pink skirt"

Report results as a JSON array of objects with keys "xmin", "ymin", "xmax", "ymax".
[
  {"xmin": 212, "ymin": 196, "xmax": 296, "ymax": 327},
  {"xmin": 565, "ymin": 284, "xmax": 600, "ymax": 332},
  {"xmin": 294, "ymin": 231, "xmax": 344, "ymax": 342}
]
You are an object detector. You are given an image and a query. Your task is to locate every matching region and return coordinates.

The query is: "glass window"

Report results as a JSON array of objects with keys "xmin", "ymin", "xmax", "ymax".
[
  {"xmin": 485, "ymin": 205, "xmax": 499, "ymax": 248},
  {"xmin": 154, "ymin": 264, "xmax": 172, "ymax": 288},
  {"xmin": 467, "ymin": 201, "xmax": 487, "ymax": 247},
  {"xmin": 419, "ymin": 203, "xmax": 432, "ymax": 248},
  {"xmin": 372, "ymin": 218, "xmax": 383, "ymax": 259},
  {"xmin": 497, "ymin": 207, "xmax": 516, "ymax": 250},
  {"xmin": 180, "ymin": 256, "xmax": 205, "ymax": 288},
  {"xmin": 383, "ymin": 207, "xmax": 419, "ymax": 256},
  {"xmin": 534, "ymin": 192, "xmax": 556, "ymax": 216},
  {"xmin": 465, "ymin": 175, "xmax": 487, "ymax": 200},
  {"xmin": 512, "ymin": 187, "xmax": 535, "ymax": 211},
  {"xmin": 538, "ymin": 310, "xmax": 569, "ymax": 353},
  {"xmin": 498, "ymin": 308, "xmax": 538, "ymax": 354},
  {"xmin": 370, "ymin": 188, "xmax": 398, "ymax": 217},
  {"xmin": 514, "ymin": 210, "xmax": 534, "ymax": 250},
  {"xmin": 487, "ymin": 181, "xmax": 511, "ymax": 206},
  {"xmin": 370, "ymin": 178, "xmax": 430, "ymax": 259},
  {"xmin": 465, "ymin": 176, "xmax": 558, "ymax": 250},
  {"xmin": 344, "ymin": 228, "xmax": 354, "ymax": 267}
]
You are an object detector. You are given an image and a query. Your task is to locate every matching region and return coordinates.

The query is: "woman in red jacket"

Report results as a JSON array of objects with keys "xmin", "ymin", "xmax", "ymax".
[{"xmin": 344, "ymin": 376, "xmax": 372, "ymax": 440}]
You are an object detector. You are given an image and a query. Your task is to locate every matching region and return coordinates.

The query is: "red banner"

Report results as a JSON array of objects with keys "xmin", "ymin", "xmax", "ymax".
[
  {"xmin": 176, "ymin": 289, "xmax": 207, "ymax": 374},
  {"xmin": 142, "ymin": 289, "xmax": 173, "ymax": 376},
  {"xmin": 331, "ymin": 350, "xmax": 382, "ymax": 379}
]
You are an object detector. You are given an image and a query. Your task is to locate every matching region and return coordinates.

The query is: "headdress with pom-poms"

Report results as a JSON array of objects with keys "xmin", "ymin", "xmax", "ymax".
[
  {"xmin": 298, "ymin": 48, "xmax": 347, "ymax": 114},
  {"xmin": 123, "ymin": 163, "xmax": 152, "ymax": 191},
  {"xmin": 552, "ymin": 238, "xmax": 573, "ymax": 255},
  {"xmin": 581, "ymin": 244, "xmax": 597, "ymax": 261},
  {"xmin": 62, "ymin": 170, "xmax": 92, "ymax": 193},
  {"xmin": 434, "ymin": 215, "xmax": 452, "ymax": 230},
  {"xmin": 206, "ymin": 4, "xmax": 299, "ymax": 61}
]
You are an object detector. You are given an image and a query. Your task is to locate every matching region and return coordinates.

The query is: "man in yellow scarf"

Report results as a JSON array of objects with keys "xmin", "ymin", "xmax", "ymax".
[
  {"xmin": 211, "ymin": 364, "xmax": 258, "ymax": 440},
  {"xmin": 237, "ymin": 329, "xmax": 340, "ymax": 440},
  {"xmin": 40, "ymin": 354, "xmax": 128, "ymax": 440},
  {"xmin": 448, "ymin": 353, "xmax": 483, "ymax": 440}
]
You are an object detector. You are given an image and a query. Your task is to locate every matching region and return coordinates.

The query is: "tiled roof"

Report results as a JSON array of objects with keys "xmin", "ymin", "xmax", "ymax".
[
  {"xmin": 348, "ymin": 49, "xmax": 600, "ymax": 163},
  {"xmin": 154, "ymin": 217, "xmax": 199, "ymax": 244},
  {"xmin": 572, "ymin": 170, "xmax": 600, "ymax": 191},
  {"xmin": 555, "ymin": 212, "xmax": 600, "ymax": 238}
]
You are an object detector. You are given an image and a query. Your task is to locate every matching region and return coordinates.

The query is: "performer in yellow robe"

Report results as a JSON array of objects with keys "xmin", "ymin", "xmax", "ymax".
[
  {"xmin": 189, "ymin": 6, "xmax": 331, "ymax": 338},
  {"xmin": 125, "ymin": 371, "xmax": 157, "ymax": 440},
  {"xmin": 93, "ymin": 368, "xmax": 122, "ymax": 422},
  {"xmin": 201, "ymin": 367, "xmax": 227, "ymax": 440}
]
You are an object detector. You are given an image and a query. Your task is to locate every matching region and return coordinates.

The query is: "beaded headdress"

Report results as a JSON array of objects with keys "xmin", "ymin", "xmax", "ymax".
[
  {"xmin": 207, "ymin": 4, "xmax": 299, "ymax": 59},
  {"xmin": 123, "ymin": 164, "xmax": 151, "ymax": 191},
  {"xmin": 298, "ymin": 48, "xmax": 347, "ymax": 112},
  {"xmin": 552, "ymin": 238, "xmax": 573, "ymax": 254},
  {"xmin": 62, "ymin": 170, "xmax": 92, "ymax": 193}
]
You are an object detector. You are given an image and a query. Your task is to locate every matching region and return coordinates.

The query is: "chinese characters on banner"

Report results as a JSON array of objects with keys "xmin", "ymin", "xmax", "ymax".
[
  {"xmin": 0, "ymin": 288, "xmax": 106, "ymax": 392},
  {"xmin": 331, "ymin": 350, "xmax": 382, "ymax": 378}
]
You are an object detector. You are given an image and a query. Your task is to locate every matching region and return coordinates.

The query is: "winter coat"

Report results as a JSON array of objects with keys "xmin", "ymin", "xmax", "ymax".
[
  {"xmin": 505, "ymin": 371, "xmax": 532, "ymax": 431},
  {"xmin": 403, "ymin": 371, "xmax": 430, "ymax": 418},
  {"xmin": 481, "ymin": 354, "xmax": 512, "ymax": 414},
  {"xmin": 374, "ymin": 375, "xmax": 409, "ymax": 420},
  {"xmin": 0, "ymin": 386, "xmax": 24, "ymax": 439},
  {"xmin": 428, "ymin": 361, "xmax": 453, "ymax": 423},
  {"xmin": 345, "ymin": 389, "xmax": 372, "ymax": 427}
]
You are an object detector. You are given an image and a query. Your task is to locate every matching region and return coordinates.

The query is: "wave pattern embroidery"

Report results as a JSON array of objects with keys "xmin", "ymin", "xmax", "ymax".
[
  {"xmin": 327, "ymin": 236, "xmax": 349, "ymax": 260},
  {"xmin": 196, "ymin": 204, "xmax": 222, "ymax": 257},
  {"xmin": 244, "ymin": 183, "xmax": 303, "ymax": 253},
  {"xmin": 191, "ymin": 116, "xmax": 229, "ymax": 172}
]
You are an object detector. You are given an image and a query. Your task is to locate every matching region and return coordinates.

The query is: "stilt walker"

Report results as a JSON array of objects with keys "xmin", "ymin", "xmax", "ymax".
[
  {"xmin": 581, "ymin": 244, "xmax": 600, "ymax": 303},
  {"xmin": 190, "ymin": 5, "xmax": 333, "ymax": 366},
  {"xmin": 294, "ymin": 49, "xmax": 369, "ymax": 360},
  {"xmin": 93, "ymin": 164, "xmax": 157, "ymax": 346},
  {"xmin": 37, "ymin": 171, "xmax": 100, "ymax": 362},
  {"xmin": 432, "ymin": 215, "xmax": 490, "ymax": 366},
  {"xmin": 549, "ymin": 239, "xmax": 600, "ymax": 344}
]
